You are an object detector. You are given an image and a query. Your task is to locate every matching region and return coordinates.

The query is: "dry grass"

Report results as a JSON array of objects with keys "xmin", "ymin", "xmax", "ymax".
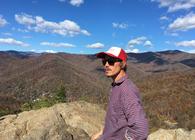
[
  {"xmin": 0, "ymin": 51, "xmax": 194, "ymax": 132},
  {"xmin": 136, "ymin": 69, "xmax": 195, "ymax": 132}
]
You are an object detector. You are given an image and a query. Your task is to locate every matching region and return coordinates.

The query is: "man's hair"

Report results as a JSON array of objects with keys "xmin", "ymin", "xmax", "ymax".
[
  {"xmin": 123, "ymin": 64, "xmax": 127, "ymax": 72},
  {"xmin": 120, "ymin": 61, "xmax": 127, "ymax": 72}
]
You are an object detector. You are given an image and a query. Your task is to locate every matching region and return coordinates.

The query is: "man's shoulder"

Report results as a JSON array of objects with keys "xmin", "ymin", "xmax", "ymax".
[
  {"xmin": 121, "ymin": 78, "xmax": 138, "ymax": 90},
  {"xmin": 119, "ymin": 78, "xmax": 140, "ymax": 97}
]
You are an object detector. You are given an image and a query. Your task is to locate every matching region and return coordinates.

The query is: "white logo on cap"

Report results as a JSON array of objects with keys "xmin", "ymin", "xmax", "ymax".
[{"xmin": 107, "ymin": 47, "xmax": 121, "ymax": 57}]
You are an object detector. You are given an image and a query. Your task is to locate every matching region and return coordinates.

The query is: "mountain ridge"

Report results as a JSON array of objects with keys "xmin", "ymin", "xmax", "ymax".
[{"xmin": 0, "ymin": 49, "xmax": 195, "ymax": 131}]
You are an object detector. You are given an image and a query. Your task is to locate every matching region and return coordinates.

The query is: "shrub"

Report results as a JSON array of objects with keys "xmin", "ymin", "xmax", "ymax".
[
  {"xmin": 20, "ymin": 85, "xmax": 67, "ymax": 111},
  {"xmin": 54, "ymin": 85, "xmax": 67, "ymax": 103},
  {"xmin": 0, "ymin": 109, "xmax": 10, "ymax": 117}
]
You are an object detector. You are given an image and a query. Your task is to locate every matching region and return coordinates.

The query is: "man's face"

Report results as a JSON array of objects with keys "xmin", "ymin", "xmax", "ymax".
[{"xmin": 102, "ymin": 56, "xmax": 122, "ymax": 77}]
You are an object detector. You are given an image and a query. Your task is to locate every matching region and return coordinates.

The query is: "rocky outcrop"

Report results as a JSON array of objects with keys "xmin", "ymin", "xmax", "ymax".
[
  {"xmin": 0, "ymin": 101, "xmax": 105, "ymax": 140},
  {"xmin": 148, "ymin": 128, "xmax": 195, "ymax": 140},
  {"xmin": 1, "ymin": 101, "xmax": 195, "ymax": 140}
]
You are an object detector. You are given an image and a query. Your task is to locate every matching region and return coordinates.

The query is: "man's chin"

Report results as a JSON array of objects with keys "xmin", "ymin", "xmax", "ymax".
[{"xmin": 105, "ymin": 72, "xmax": 112, "ymax": 77}]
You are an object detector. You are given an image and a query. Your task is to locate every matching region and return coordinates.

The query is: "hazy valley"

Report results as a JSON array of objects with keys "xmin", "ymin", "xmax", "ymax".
[{"xmin": 0, "ymin": 50, "xmax": 195, "ymax": 132}]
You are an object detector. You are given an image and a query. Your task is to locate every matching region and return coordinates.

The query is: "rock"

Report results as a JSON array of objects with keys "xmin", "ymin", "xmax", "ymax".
[
  {"xmin": 164, "ymin": 120, "xmax": 178, "ymax": 129},
  {"xmin": 1, "ymin": 101, "xmax": 195, "ymax": 140},
  {"xmin": 0, "ymin": 101, "xmax": 105, "ymax": 140},
  {"xmin": 148, "ymin": 128, "xmax": 195, "ymax": 140},
  {"xmin": 190, "ymin": 129, "xmax": 195, "ymax": 140}
]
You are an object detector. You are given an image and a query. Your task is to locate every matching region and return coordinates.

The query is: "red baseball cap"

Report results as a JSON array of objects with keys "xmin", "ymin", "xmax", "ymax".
[{"xmin": 96, "ymin": 47, "xmax": 127, "ymax": 62}]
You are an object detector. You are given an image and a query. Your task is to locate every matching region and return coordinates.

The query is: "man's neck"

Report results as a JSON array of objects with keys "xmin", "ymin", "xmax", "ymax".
[{"xmin": 112, "ymin": 70, "xmax": 126, "ymax": 82}]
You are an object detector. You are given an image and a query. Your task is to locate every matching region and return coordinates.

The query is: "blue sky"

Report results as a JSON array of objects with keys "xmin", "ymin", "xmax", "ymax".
[{"xmin": 0, "ymin": 0, "xmax": 195, "ymax": 54}]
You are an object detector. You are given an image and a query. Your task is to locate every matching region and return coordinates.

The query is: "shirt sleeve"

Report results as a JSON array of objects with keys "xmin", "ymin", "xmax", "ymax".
[{"xmin": 120, "ymin": 88, "xmax": 148, "ymax": 140}]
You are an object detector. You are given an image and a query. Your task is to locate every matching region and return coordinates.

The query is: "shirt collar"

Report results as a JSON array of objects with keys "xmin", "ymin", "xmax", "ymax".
[{"xmin": 111, "ymin": 74, "xmax": 128, "ymax": 87}]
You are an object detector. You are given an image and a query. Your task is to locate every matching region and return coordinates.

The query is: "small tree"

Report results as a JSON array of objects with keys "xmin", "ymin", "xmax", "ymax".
[{"xmin": 55, "ymin": 85, "xmax": 67, "ymax": 103}]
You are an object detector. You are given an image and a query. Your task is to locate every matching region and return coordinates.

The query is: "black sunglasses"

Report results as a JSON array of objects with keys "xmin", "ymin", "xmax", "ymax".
[{"xmin": 102, "ymin": 57, "xmax": 122, "ymax": 66}]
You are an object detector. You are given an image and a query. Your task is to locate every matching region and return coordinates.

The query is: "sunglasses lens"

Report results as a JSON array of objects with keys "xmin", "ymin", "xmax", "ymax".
[
  {"xmin": 107, "ymin": 59, "xmax": 115, "ymax": 65},
  {"xmin": 102, "ymin": 58, "xmax": 120, "ymax": 66}
]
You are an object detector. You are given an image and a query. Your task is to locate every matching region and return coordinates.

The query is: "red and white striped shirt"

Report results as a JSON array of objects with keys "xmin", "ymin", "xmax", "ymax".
[{"xmin": 100, "ymin": 75, "xmax": 148, "ymax": 140}]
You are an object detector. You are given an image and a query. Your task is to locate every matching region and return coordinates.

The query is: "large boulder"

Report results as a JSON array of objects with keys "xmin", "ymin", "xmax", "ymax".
[
  {"xmin": 148, "ymin": 128, "xmax": 195, "ymax": 140},
  {"xmin": 0, "ymin": 101, "xmax": 105, "ymax": 140}
]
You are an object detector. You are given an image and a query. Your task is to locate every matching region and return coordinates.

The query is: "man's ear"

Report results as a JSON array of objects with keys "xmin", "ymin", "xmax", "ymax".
[{"xmin": 120, "ymin": 61, "xmax": 126, "ymax": 69}]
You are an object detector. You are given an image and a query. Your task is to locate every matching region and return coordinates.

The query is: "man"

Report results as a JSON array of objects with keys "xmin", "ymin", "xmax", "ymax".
[{"xmin": 92, "ymin": 47, "xmax": 148, "ymax": 140}]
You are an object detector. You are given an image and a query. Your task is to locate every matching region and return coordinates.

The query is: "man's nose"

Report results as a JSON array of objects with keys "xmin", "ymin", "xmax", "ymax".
[{"xmin": 104, "ymin": 61, "xmax": 109, "ymax": 67}]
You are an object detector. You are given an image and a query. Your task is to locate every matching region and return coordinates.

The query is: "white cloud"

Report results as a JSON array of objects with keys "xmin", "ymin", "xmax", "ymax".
[
  {"xmin": 151, "ymin": 0, "xmax": 195, "ymax": 12},
  {"xmin": 45, "ymin": 50, "xmax": 57, "ymax": 53},
  {"xmin": 17, "ymin": 28, "xmax": 29, "ymax": 33},
  {"xmin": 70, "ymin": 0, "xmax": 84, "ymax": 7},
  {"xmin": 40, "ymin": 42, "xmax": 75, "ymax": 48},
  {"xmin": 128, "ymin": 36, "xmax": 151, "ymax": 48},
  {"xmin": 168, "ymin": 1, "xmax": 195, "ymax": 12},
  {"xmin": 127, "ymin": 37, "xmax": 153, "ymax": 52},
  {"xmin": 151, "ymin": 0, "xmax": 174, "ymax": 7},
  {"xmin": 175, "ymin": 40, "xmax": 195, "ymax": 47},
  {"xmin": 168, "ymin": 12, "xmax": 195, "ymax": 32},
  {"xmin": 59, "ymin": 0, "xmax": 84, "ymax": 7},
  {"xmin": 15, "ymin": 13, "xmax": 35, "ymax": 25},
  {"xmin": 165, "ymin": 41, "xmax": 171, "ymax": 44},
  {"xmin": 170, "ymin": 32, "xmax": 179, "ymax": 36},
  {"xmin": 30, "ymin": 49, "xmax": 57, "ymax": 53},
  {"xmin": 187, "ymin": 49, "xmax": 195, "ymax": 53},
  {"xmin": 125, "ymin": 48, "xmax": 139, "ymax": 53},
  {"xmin": 164, "ymin": 30, "xmax": 179, "ymax": 36},
  {"xmin": 144, "ymin": 40, "xmax": 153, "ymax": 47},
  {"xmin": 86, "ymin": 42, "xmax": 104, "ymax": 49},
  {"xmin": 15, "ymin": 13, "xmax": 90, "ymax": 37},
  {"xmin": 160, "ymin": 16, "xmax": 169, "ymax": 20},
  {"xmin": 12, "ymin": 27, "xmax": 30, "ymax": 33},
  {"xmin": 112, "ymin": 22, "xmax": 128, "ymax": 29},
  {"xmin": 128, "ymin": 36, "xmax": 146, "ymax": 48},
  {"xmin": 0, "ymin": 38, "xmax": 29, "ymax": 47},
  {"xmin": 0, "ymin": 15, "xmax": 8, "ymax": 27}
]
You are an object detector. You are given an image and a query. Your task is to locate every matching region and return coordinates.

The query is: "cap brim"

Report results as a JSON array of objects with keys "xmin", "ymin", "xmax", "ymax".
[{"xmin": 96, "ymin": 52, "xmax": 119, "ymax": 59}]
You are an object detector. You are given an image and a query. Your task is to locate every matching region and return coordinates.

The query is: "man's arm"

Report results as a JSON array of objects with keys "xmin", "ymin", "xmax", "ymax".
[{"xmin": 121, "ymin": 89, "xmax": 148, "ymax": 140}]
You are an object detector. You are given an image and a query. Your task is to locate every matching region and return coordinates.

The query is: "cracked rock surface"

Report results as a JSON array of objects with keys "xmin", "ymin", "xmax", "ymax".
[{"xmin": 0, "ymin": 101, "xmax": 105, "ymax": 140}]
